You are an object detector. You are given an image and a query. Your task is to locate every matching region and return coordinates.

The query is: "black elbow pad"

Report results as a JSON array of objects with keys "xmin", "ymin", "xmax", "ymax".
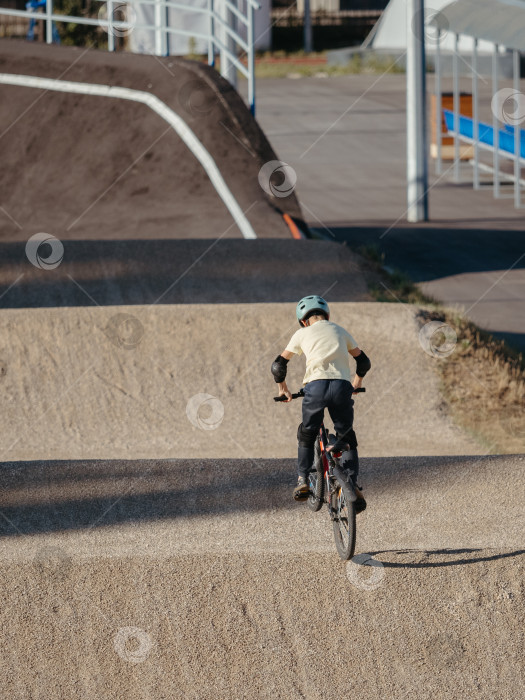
[
  {"xmin": 271, "ymin": 355, "xmax": 288, "ymax": 383},
  {"xmin": 355, "ymin": 350, "xmax": 371, "ymax": 378}
]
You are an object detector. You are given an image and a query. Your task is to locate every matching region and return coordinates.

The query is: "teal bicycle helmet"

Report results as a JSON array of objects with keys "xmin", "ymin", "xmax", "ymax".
[{"xmin": 296, "ymin": 295, "xmax": 330, "ymax": 324}]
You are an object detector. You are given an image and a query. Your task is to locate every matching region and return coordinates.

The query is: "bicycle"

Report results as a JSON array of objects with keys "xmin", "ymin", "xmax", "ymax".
[{"xmin": 274, "ymin": 387, "xmax": 366, "ymax": 561}]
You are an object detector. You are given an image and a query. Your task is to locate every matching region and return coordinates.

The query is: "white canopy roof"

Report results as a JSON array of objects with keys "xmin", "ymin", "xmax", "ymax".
[
  {"xmin": 364, "ymin": 0, "xmax": 497, "ymax": 53},
  {"xmin": 433, "ymin": 0, "xmax": 525, "ymax": 51}
]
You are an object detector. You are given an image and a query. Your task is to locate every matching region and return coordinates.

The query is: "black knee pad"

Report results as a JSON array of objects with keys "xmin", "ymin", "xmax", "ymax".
[
  {"xmin": 297, "ymin": 422, "xmax": 318, "ymax": 448},
  {"xmin": 337, "ymin": 428, "xmax": 358, "ymax": 450}
]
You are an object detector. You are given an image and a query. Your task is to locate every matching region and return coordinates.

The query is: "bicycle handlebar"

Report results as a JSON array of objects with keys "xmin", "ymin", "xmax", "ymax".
[
  {"xmin": 274, "ymin": 390, "xmax": 305, "ymax": 402},
  {"xmin": 274, "ymin": 387, "xmax": 366, "ymax": 402}
]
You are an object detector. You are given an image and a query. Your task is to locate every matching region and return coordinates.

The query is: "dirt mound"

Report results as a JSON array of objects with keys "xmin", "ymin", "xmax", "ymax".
[
  {"xmin": 1, "ymin": 454, "xmax": 523, "ymax": 546},
  {"xmin": 0, "ymin": 238, "xmax": 371, "ymax": 307},
  {"xmin": 0, "ymin": 302, "xmax": 483, "ymax": 461},
  {"xmin": 0, "ymin": 454, "xmax": 523, "ymax": 699},
  {"xmin": 2, "ymin": 550, "xmax": 523, "ymax": 699},
  {"xmin": 0, "ymin": 40, "xmax": 302, "ymax": 240}
]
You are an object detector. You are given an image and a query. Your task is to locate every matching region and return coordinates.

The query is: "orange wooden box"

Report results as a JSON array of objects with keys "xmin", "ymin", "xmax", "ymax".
[{"xmin": 431, "ymin": 92, "xmax": 473, "ymax": 160}]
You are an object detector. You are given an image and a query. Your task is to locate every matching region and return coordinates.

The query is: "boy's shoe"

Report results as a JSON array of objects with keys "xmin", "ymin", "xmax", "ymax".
[
  {"xmin": 293, "ymin": 476, "xmax": 310, "ymax": 501},
  {"xmin": 354, "ymin": 485, "xmax": 367, "ymax": 514}
]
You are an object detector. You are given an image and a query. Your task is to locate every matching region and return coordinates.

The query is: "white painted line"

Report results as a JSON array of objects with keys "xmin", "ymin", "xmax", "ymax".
[{"xmin": 0, "ymin": 72, "xmax": 257, "ymax": 240}]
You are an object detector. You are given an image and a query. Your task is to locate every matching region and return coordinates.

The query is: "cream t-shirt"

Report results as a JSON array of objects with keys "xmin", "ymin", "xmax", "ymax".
[{"xmin": 285, "ymin": 320, "xmax": 358, "ymax": 385}]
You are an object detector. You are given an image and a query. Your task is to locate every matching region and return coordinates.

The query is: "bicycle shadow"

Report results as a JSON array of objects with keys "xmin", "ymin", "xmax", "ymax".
[{"xmin": 362, "ymin": 548, "xmax": 525, "ymax": 568}]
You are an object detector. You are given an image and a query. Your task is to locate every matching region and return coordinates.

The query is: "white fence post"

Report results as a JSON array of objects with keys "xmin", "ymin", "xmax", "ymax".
[
  {"xmin": 472, "ymin": 37, "xmax": 479, "ymax": 189},
  {"xmin": 248, "ymin": 0, "xmax": 255, "ymax": 115},
  {"xmin": 435, "ymin": 28, "xmax": 442, "ymax": 175},
  {"xmin": 513, "ymin": 49, "xmax": 521, "ymax": 208},
  {"xmin": 453, "ymin": 33, "xmax": 460, "ymax": 182},
  {"xmin": 107, "ymin": 0, "xmax": 115, "ymax": 52},
  {"xmin": 155, "ymin": 0, "xmax": 167, "ymax": 56},
  {"xmin": 492, "ymin": 44, "xmax": 500, "ymax": 199},
  {"xmin": 406, "ymin": 0, "xmax": 429, "ymax": 222},
  {"xmin": 45, "ymin": 0, "xmax": 52, "ymax": 43},
  {"xmin": 208, "ymin": 0, "xmax": 215, "ymax": 66},
  {"xmin": 220, "ymin": 0, "xmax": 238, "ymax": 90}
]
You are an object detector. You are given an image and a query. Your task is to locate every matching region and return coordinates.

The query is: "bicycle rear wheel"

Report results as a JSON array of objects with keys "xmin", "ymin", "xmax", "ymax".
[
  {"xmin": 307, "ymin": 439, "xmax": 324, "ymax": 512},
  {"xmin": 331, "ymin": 479, "xmax": 356, "ymax": 560}
]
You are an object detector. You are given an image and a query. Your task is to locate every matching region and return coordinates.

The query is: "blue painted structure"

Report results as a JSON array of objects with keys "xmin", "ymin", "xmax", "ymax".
[
  {"xmin": 443, "ymin": 109, "xmax": 525, "ymax": 159},
  {"xmin": 26, "ymin": 0, "xmax": 60, "ymax": 43}
]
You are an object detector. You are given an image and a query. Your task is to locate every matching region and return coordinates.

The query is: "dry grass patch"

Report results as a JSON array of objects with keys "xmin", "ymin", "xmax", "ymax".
[
  {"xmin": 358, "ymin": 245, "xmax": 525, "ymax": 453},
  {"xmin": 425, "ymin": 311, "xmax": 525, "ymax": 454}
]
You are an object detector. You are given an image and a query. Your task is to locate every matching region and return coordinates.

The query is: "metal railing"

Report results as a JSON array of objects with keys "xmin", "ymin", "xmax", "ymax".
[
  {"xmin": 0, "ymin": 0, "xmax": 260, "ymax": 114},
  {"xmin": 434, "ymin": 27, "xmax": 524, "ymax": 209}
]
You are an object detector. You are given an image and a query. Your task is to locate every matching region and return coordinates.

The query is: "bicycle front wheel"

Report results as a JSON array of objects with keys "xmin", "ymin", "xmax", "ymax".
[{"xmin": 331, "ymin": 479, "xmax": 356, "ymax": 560}]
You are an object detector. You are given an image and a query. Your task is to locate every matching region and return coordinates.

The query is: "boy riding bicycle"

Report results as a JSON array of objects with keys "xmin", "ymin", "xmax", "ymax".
[{"xmin": 271, "ymin": 295, "xmax": 371, "ymax": 510}]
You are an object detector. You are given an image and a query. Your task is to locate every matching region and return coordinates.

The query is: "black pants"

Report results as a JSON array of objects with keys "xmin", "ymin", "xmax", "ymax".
[{"xmin": 297, "ymin": 379, "xmax": 359, "ymax": 481}]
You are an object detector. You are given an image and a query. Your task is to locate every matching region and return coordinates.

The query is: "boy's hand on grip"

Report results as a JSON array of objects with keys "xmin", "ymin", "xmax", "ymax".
[{"xmin": 278, "ymin": 382, "xmax": 292, "ymax": 403}]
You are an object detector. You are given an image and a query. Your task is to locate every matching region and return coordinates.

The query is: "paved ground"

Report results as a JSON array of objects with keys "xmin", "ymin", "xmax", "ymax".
[
  {"xmin": 1, "ymin": 453, "xmax": 524, "ymax": 698},
  {"xmin": 250, "ymin": 74, "xmax": 524, "ymax": 229},
  {"xmin": 248, "ymin": 75, "xmax": 525, "ymax": 351},
  {"xmin": 318, "ymin": 225, "xmax": 525, "ymax": 352}
]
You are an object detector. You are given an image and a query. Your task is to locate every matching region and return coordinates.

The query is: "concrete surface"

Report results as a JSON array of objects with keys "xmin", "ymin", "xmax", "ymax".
[
  {"xmin": 312, "ymin": 225, "xmax": 525, "ymax": 352},
  {"xmin": 249, "ymin": 74, "xmax": 525, "ymax": 351},
  {"xmin": 251, "ymin": 73, "xmax": 525, "ymax": 228}
]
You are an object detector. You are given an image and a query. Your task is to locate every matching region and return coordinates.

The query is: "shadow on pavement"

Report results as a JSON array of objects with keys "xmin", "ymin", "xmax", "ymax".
[
  {"xmin": 0, "ymin": 239, "xmax": 368, "ymax": 307},
  {"xmin": 0, "ymin": 458, "xmax": 294, "ymax": 537},
  {"xmin": 315, "ymin": 225, "xmax": 525, "ymax": 283},
  {"xmin": 314, "ymin": 224, "xmax": 525, "ymax": 352},
  {"xmin": 0, "ymin": 454, "xmax": 519, "ymax": 538},
  {"xmin": 366, "ymin": 548, "xmax": 525, "ymax": 568}
]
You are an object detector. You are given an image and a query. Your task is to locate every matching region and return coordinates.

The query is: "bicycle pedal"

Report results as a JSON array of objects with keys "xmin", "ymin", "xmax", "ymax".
[{"xmin": 327, "ymin": 441, "xmax": 349, "ymax": 454}]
